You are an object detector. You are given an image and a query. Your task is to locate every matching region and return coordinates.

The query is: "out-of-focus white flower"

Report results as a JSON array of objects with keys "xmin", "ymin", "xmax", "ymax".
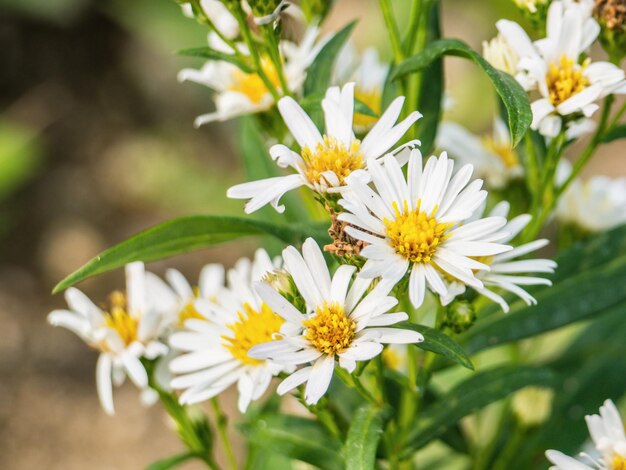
[
  {"xmin": 338, "ymin": 151, "xmax": 512, "ymax": 308},
  {"xmin": 248, "ymin": 238, "xmax": 423, "ymax": 405},
  {"xmin": 483, "ymin": 34, "xmax": 520, "ymax": 76},
  {"xmin": 181, "ymin": 0, "xmax": 240, "ymax": 39},
  {"xmin": 437, "ymin": 118, "xmax": 523, "ymax": 189},
  {"xmin": 440, "ymin": 201, "xmax": 556, "ymax": 312},
  {"xmin": 556, "ymin": 162, "xmax": 626, "ymax": 231},
  {"xmin": 496, "ymin": 0, "xmax": 626, "ymax": 137},
  {"xmin": 227, "ymin": 82, "xmax": 421, "ymax": 213},
  {"xmin": 164, "ymin": 264, "xmax": 225, "ymax": 328},
  {"xmin": 169, "ymin": 249, "xmax": 288, "ymax": 412},
  {"xmin": 47, "ymin": 263, "xmax": 173, "ymax": 415},
  {"xmin": 546, "ymin": 399, "xmax": 626, "ymax": 469},
  {"xmin": 179, "ymin": 27, "xmax": 322, "ymax": 125}
]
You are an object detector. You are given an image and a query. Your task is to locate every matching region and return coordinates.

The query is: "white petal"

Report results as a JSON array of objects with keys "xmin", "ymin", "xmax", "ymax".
[
  {"xmin": 304, "ymin": 355, "xmax": 335, "ymax": 404},
  {"xmin": 277, "ymin": 366, "xmax": 312, "ymax": 395},
  {"xmin": 97, "ymin": 354, "xmax": 115, "ymax": 415}
]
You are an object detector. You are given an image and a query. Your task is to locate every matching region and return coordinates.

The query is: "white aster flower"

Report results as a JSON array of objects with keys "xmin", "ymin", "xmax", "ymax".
[
  {"xmin": 47, "ymin": 262, "xmax": 172, "ymax": 415},
  {"xmin": 437, "ymin": 118, "xmax": 523, "ymax": 189},
  {"xmin": 546, "ymin": 399, "xmax": 626, "ymax": 469},
  {"xmin": 496, "ymin": 0, "xmax": 626, "ymax": 137},
  {"xmin": 556, "ymin": 163, "xmax": 626, "ymax": 232},
  {"xmin": 439, "ymin": 201, "xmax": 557, "ymax": 312},
  {"xmin": 338, "ymin": 151, "xmax": 512, "ymax": 308},
  {"xmin": 179, "ymin": 26, "xmax": 322, "ymax": 126},
  {"xmin": 227, "ymin": 82, "xmax": 422, "ymax": 213},
  {"xmin": 168, "ymin": 249, "xmax": 288, "ymax": 412},
  {"xmin": 181, "ymin": 0, "xmax": 239, "ymax": 39},
  {"xmin": 248, "ymin": 238, "xmax": 423, "ymax": 405}
]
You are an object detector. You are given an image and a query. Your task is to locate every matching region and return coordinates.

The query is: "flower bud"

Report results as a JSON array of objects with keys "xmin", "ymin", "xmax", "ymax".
[
  {"xmin": 443, "ymin": 300, "xmax": 476, "ymax": 334},
  {"xmin": 483, "ymin": 34, "xmax": 520, "ymax": 76},
  {"xmin": 247, "ymin": 0, "xmax": 287, "ymax": 24},
  {"xmin": 262, "ymin": 269, "xmax": 307, "ymax": 312},
  {"xmin": 594, "ymin": 0, "xmax": 626, "ymax": 63},
  {"xmin": 511, "ymin": 386, "xmax": 554, "ymax": 427}
]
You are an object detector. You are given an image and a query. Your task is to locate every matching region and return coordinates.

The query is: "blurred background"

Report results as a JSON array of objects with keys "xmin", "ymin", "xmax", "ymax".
[{"xmin": 1, "ymin": 0, "xmax": 624, "ymax": 468}]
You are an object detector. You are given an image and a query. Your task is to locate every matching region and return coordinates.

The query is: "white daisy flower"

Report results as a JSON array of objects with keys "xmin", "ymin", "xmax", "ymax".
[
  {"xmin": 496, "ymin": 0, "xmax": 626, "ymax": 137},
  {"xmin": 164, "ymin": 264, "xmax": 226, "ymax": 328},
  {"xmin": 546, "ymin": 399, "xmax": 626, "ymax": 469},
  {"xmin": 338, "ymin": 151, "xmax": 512, "ymax": 308},
  {"xmin": 437, "ymin": 118, "xmax": 523, "ymax": 189},
  {"xmin": 168, "ymin": 249, "xmax": 288, "ymax": 412},
  {"xmin": 227, "ymin": 82, "xmax": 422, "ymax": 213},
  {"xmin": 248, "ymin": 238, "xmax": 423, "ymax": 405},
  {"xmin": 181, "ymin": 0, "xmax": 239, "ymax": 40},
  {"xmin": 556, "ymin": 162, "xmax": 626, "ymax": 232},
  {"xmin": 439, "ymin": 201, "xmax": 557, "ymax": 312},
  {"xmin": 179, "ymin": 26, "xmax": 322, "ymax": 126},
  {"xmin": 47, "ymin": 262, "xmax": 172, "ymax": 415}
]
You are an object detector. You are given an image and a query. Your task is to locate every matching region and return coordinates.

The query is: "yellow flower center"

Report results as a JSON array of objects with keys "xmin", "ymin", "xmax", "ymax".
[
  {"xmin": 229, "ymin": 57, "xmax": 281, "ymax": 104},
  {"xmin": 613, "ymin": 455, "xmax": 626, "ymax": 470},
  {"xmin": 303, "ymin": 302, "xmax": 356, "ymax": 355},
  {"xmin": 384, "ymin": 201, "xmax": 453, "ymax": 263},
  {"xmin": 222, "ymin": 302, "xmax": 284, "ymax": 366},
  {"xmin": 546, "ymin": 55, "xmax": 590, "ymax": 106},
  {"xmin": 302, "ymin": 136, "xmax": 364, "ymax": 188},
  {"xmin": 103, "ymin": 291, "xmax": 139, "ymax": 347},
  {"xmin": 354, "ymin": 87, "xmax": 382, "ymax": 130},
  {"xmin": 481, "ymin": 136, "xmax": 519, "ymax": 168},
  {"xmin": 178, "ymin": 302, "xmax": 205, "ymax": 327}
]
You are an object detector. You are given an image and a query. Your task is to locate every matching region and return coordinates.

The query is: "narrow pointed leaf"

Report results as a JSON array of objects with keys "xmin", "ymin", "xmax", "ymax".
[
  {"xmin": 178, "ymin": 46, "xmax": 254, "ymax": 73},
  {"xmin": 145, "ymin": 452, "xmax": 196, "ymax": 470},
  {"xmin": 399, "ymin": 322, "xmax": 474, "ymax": 370},
  {"xmin": 344, "ymin": 405, "xmax": 389, "ymax": 470},
  {"xmin": 239, "ymin": 414, "xmax": 343, "ymax": 470},
  {"xmin": 402, "ymin": 366, "xmax": 554, "ymax": 455},
  {"xmin": 392, "ymin": 38, "xmax": 532, "ymax": 147},
  {"xmin": 53, "ymin": 216, "xmax": 329, "ymax": 293},
  {"xmin": 303, "ymin": 21, "xmax": 357, "ymax": 97}
]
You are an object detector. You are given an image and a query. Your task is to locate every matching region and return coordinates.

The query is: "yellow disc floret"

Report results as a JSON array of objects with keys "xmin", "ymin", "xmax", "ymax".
[
  {"xmin": 229, "ymin": 57, "xmax": 282, "ymax": 104},
  {"xmin": 354, "ymin": 87, "xmax": 382, "ymax": 130},
  {"xmin": 384, "ymin": 201, "xmax": 453, "ymax": 263},
  {"xmin": 304, "ymin": 302, "xmax": 356, "ymax": 355},
  {"xmin": 302, "ymin": 136, "xmax": 364, "ymax": 188},
  {"xmin": 546, "ymin": 55, "xmax": 590, "ymax": 106},
  {"xmin": 103, "ymin": 291, "xmax": 139, "ymax": 347},
  {"xmin": 178, "ymin": 302, "xmax": 205, "ymax": 327},
  {"xmin": 223, "ymin": 302, "xmax": 284, "ymax": 366},
  {"xmin": 613, "ymin": 455, "xmax": 626, "ymax": 470}
]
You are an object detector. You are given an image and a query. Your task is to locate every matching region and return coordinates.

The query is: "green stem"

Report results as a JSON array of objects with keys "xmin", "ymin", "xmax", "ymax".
[
  {"xmin": 335, "ymin": 367, "xmax": 380, "ymax": 405},
  {"xmin": 261, "ymin": 24, "xmax": 290, "ymax": 95},
  {"xmin": 609, "ymin": 99, "xmax": 626, "ymax": 129},
  {"xmin": 491, "ymin": 425, "xmax": 526, "ymax": 470},
  {"xmin": 379, "ymin": 0, "xmax": 405, "ymax": 63},
  {"xmin": 295, "ymin": 391, "xmax": 343, "ymax": 438},
  {"xmin": 189, "ymin": 0, "xmax": 242, "ymax": 57},
  {"xmin": 210, "ymin": 397, "xmax": 238, "ymax": 470},
  {"xmin": 403, "ymin": 0, "xmax": 424, "ymax": 55},
  {"xmin": 523, "ymin": 132, "xmax": 540, "ymax": 195},
  {"xmin": 231, "ymin": 3, "xmax": 281, "ymax": 101}
]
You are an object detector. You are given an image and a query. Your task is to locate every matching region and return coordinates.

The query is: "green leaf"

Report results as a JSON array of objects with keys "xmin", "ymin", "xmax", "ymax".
[
  {"xmin": 354, "ymin": 98, "xmax": 378, "ymax": 117},
  {"xmin": 392, "ymin": 38, "xmax": 532, "ymax": 147},
  {"xmin": 178, "ymin": 46, "xmax": 254, "ymax": 73},
  {"xmin": 461, "ymin": 225, "xmax": 626, "ymax": 354},
  {"xmin": 344, "ymin": 405, "xmax": 389, "ymax": 470},
  {"xmin": 403, "ymin": 366, "xmax": 554, "ymax": 455},
  {"xmin": 303, "ymin": 20, "xmax": 357, "ymax": 97},
  {"xmin": 415, "ymin": 1, "xmax": 443, "ymax": 155},
  {"xmin": 239, "ymin": 414, "xmax": 343, "ymax": 470},
  {"xmin": 399, "ymin": 322, "xmax": 474, "ymax": 370},
  {"xmin": 53, "ymin": 215, "xmax": 329, "ymax": 293},
  {"xmin": 601, "ymin": 124, "xmax": 626, "ymax": 143},
  {"xmin": 145, "ymin": 452, "xmax": 196, "ymax": 470}
]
